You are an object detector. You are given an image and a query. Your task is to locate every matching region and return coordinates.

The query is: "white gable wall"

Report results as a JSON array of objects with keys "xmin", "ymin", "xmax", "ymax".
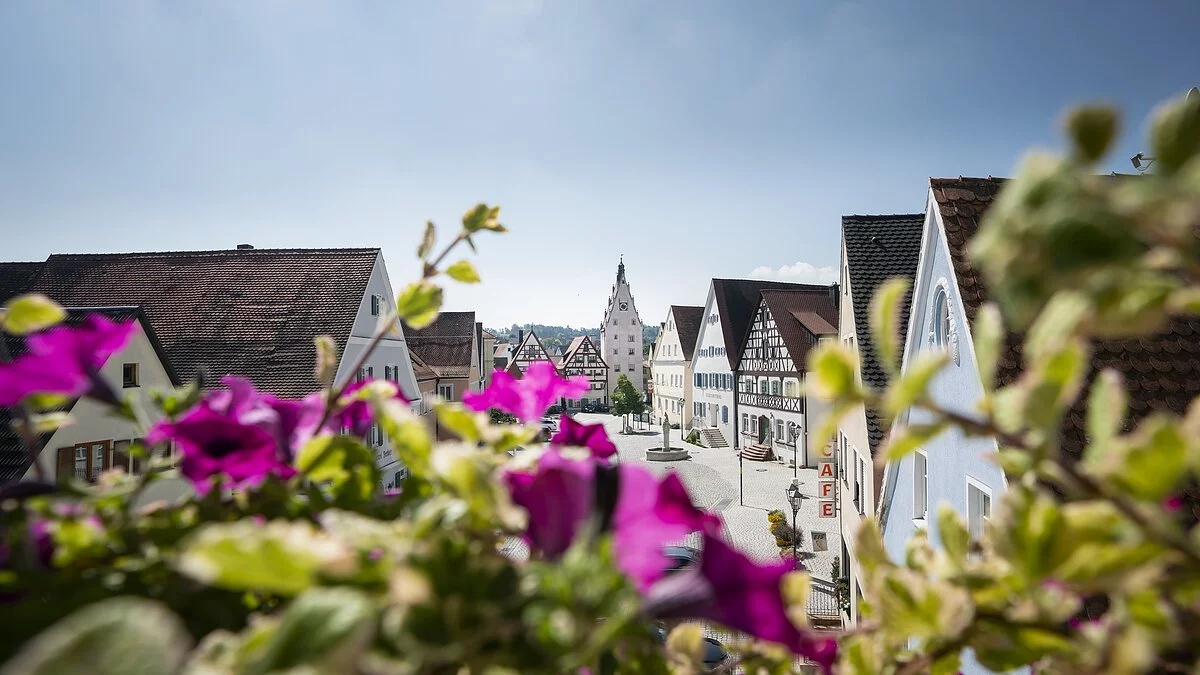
[
  {"xmin": 691, "ymin": 284, "xmax": 735, "ymax": 444},
  {"xmin": 651, "ymin": 307, "xmax": 694, "ymax": 427}
]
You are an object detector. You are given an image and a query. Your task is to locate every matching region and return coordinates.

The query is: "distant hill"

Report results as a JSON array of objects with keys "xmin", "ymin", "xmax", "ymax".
[{"xmin": 488, "ymin": 323, "xmax": 660, "ymax": 355}]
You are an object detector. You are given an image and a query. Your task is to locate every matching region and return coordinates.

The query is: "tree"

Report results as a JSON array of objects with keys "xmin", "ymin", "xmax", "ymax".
[{"xmin": 610, "ymin": 373, "xmax": 645, "ymax": 432}]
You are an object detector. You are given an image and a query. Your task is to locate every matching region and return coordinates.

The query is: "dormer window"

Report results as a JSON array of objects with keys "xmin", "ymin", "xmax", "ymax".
[{"xmin": 122, "ymin": 363, "xmax": 139, "ymax": 388}]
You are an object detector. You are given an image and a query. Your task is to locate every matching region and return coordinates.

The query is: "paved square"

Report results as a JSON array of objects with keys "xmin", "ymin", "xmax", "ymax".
[{"xmin": 578, "ymin": 414, "xmax": 840, "ymax": 582}]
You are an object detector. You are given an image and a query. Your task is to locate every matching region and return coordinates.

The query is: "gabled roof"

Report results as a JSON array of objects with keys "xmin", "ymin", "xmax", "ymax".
[
  {"xmin": 842, "ymin": 214, "xmax": 925, "ymax": 455},
  {"xmin": 0, "ymin": 262, "xmax": 44, "ymax": 303},
  {"xmin": 930, "ymin": 176, "xmax": 1200, "ymax": 458},
  {"xmin": 16, "ymin": 248, "xmax": 381, "ymax": 398},
  {"xmin": 403, "ymin": 311, "xmax": 474, "ymax": 379},
  {"xmin": 740, "ymin": 289, "xmax": 839, "ymax": 372},
  {"xmin": 711, "ymin": 279, "xmax": 833, "ymax": 369},
  {"xmin": 561, "ymin": 335, "xmax": 606, "ymax": 368},
  {"xmin": 0, "ymin": 307, "xmax": 177, "ymax": 482},
  {"xmin": 510, "ymin": 330, "xmax": 556, "ymax": 371},
  {"xmin": 670, "ymin": 305, "xmax": 704, "ymax": 360},
  {"xmin": 409, "ymin": 351, "xmax": 439, "ymax": 382}
]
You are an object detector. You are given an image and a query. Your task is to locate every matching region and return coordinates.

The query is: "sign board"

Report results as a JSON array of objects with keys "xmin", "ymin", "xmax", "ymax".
[
  {"xmin": 818, "ymin": 462, "xmax": 835, "ymax": 479},
  {"xmin": 818, "ymin": 481, "xmax": 835, "ymax": 499},
  {"xmin": 819, "ymin": 501, "xmax": 837, "ymax": 518},
  {"xmin": 818, "ymin": 439, "xmax": 837, "ymax": 518}
]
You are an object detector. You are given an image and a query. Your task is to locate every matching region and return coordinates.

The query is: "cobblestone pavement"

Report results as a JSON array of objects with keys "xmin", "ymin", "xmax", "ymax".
[{"xmin": 577, "ymin": 414, "xmax": 841, "ymax": 582}]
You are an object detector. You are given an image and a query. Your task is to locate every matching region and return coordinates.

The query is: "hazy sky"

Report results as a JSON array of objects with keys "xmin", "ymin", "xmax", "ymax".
[{"xmin": 3, "ymin": 2, "xmax": 1199, "ymax": 328}]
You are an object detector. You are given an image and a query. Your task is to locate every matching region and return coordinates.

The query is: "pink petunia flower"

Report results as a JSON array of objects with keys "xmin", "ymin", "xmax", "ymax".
[
  {"xmin": 502, "ymin": 449, "xmax": 718, "ymax": 591},
  {"xmin": 0, "ymin": 315, "xmax": 135, "ymax": 406},
  {"xmin": 147, "ymin": 406, "xmax": 293, "ymax": 495},
  {"xmin": 334, "ymin": 378, "xmax": 407, "ymax": 439},
  {"xmin": 550, "ymin": 414, "xmax": 618, "ymax": 459},
  {"xmin": 464, "ymin": 361, "xmax": 588, "ymax": 423},
  {"xmin": 644, "ymin": 531, "xmax": 838, "ymax": 673}
]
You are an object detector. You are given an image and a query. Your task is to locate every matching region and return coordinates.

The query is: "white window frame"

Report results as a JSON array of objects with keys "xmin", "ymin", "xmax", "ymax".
[
  {"xmin": 370, "ymin": 294, "xmax": 381, "ymax": 316},
  {"xmin": 966, "ymin": 476, "xmax": 992, "ymax": 540},
  {"xmin": 932, "ymin": 287, "xmax": 950, "ymax": 347},
  {"xmin": 914, "ymin": 450, "xmax": 928, "ymax": 522},
  {"xmin": 438, "ymin": 383, "xmax": 454, "ymax": 400}
]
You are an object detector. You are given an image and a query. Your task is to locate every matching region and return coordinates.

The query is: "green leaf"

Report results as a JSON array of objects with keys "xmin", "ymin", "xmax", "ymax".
[
  {"xmin": 882, "ymin": 352, "xmax": 948, "ymax": 416},
  {"xmin": 1086, "ymin": 368, "xmax": 1126, "ymax": 451},
  {"xmin": 23, "ymin": 393, "xmax": 70, "ymax": 411},
  {"xmin": 2, "ymin": 294, "xmax": 66, "ymax": 335},
  {"xmin": 417, "ymin": 220, "xmax": 437, "ymax": 260},
  {"xmin": 1151, "ymin": 91, "xmax": 1200, "ymax": 174},
  {"xmin": 395, "ymin": 281, "xmax": 443, "ymax": 329},
  {"xmin": 973, "ymin": 303, "xmax": 1003, "ymax": 391},
  {"xmin": 370, "ymin": 396, "xmax": 432, "ymax": 475},
  {"xmin": 807, "ymin": 343, "xmax": 861, "ymax": 402},
  {"xmin": 868, "ymin": 277, "xmax": 910, "ymax": 377},
  {"xmin": 28, "ymin": 412, "xmax": 71, "ymax": 434},
  {"xmin": 883, "ymin": 422, "xmax": 948, "ymax": 462},
  {"xmin": 937, "ymin": 504, "xmax": 971, "ymax": 562},
  {"xmin": 434, "ymin": 403, "xmax": 484, "ymax": 442},
  {"xmin": 0, "ymin": 597, "xmax": 190, "ymax": 675},
  {"xmin": 294, "ymin": 435, "xmax": 378, "ymax": 503},
  {"xmin": 1024, "ymin": 292, "xmax": 1090, "ymax": 363},
  {"xmin": 176, "ymin": 520, "xmax": 357, "ymax": 596},
  {"xmin": 445, "ymin": 260, "xmax": 481, "ymax": 284},
  {"xmin": 1088, "ymin": 414, "xmax": 1190, "ymax": 501},
  {"xmin": 247, "ymin": 588, "xmax": 376, "ymax": 675},
  {"xmin": 970, "ymin": 621, "xmax": 1074, "ymax": 672},
  {"xmin": 461, "ymin": 203, "xmax": 506, "ymax": 233},
  {"xmin": 150, "ymin": 381, "xmax": 203, "ymax": 420},
  {"xmin": 313, "ymin": 335, "xmax": 339, "ymax": 388},
  {"xmin": 1064, "ymin": 105, "xmax": 1119, "ymax": 164}
]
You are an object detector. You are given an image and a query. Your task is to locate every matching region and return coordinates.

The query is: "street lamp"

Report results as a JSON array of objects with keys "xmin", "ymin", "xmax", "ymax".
[{"xmin": 785, "ymin": 480, "xmax": 803, "ymax": 570}]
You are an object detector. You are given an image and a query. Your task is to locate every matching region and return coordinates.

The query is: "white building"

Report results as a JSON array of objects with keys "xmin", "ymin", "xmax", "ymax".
[
  {"xmin": 5, "ymin": 246, "xmax": 421, "ymax": 492},
  {"xmin": 560, "ymin": 335, "xmax": 608, "ymax": 409},
  {"xmin": 599, "ymin": 258, "xmax": 644, "ymax": 398},
  {"xmin": 691, "ymin": 279, "xmax": 831, "ymax": 449},
  {"xmin": 834, "ymin": 214, "xmax": 924, "ymax": 626},
  {"xmin": 650, "ymin": 305, "xmax": 702, "ymax": 427},
  {"xmin": 734, "ymin": 289, "xmax": 838, "ymax": 469}
]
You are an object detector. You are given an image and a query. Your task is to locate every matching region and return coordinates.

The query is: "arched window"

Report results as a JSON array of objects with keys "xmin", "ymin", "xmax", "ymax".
[{"xmin": 932, "ymin": 287, "xmax": 950, "ymax": 348}]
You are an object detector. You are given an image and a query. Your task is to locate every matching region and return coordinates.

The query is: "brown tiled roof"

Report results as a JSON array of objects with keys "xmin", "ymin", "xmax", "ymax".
[
  {"xmin": 747, "ymin": 290, "xmax": 840, "ymax": 374},
  {"xmin": 712, "ymin": 279, "xmax": 833, "ymax": 369},
  {"xmin": 19, "ymin": 248, "xmax": 380, "ymax": 398},
  {"xmin": 670, "ymin": 305, "xmax": 704, "ymax": 360},
  {"xmin": 1, "ymin": 308, "xmax": 174, "ymax": 482},
  {"xmin": 409, "ymin": 351, "xmax": 438, "ymax": 382},
  {"xmin": 931, "ymin": 177, "xmax": 1200, "ymax": 457},
  {"xmin": 842, "ymin": 214, "xmax": 925, "ymax": 455},
  {"xmin": 0, "ymin": 262, "xmax": 44, "ymax": 303},
  {"xmin": 403, "ymin": 311, "xmax": 475, "ymax": 379},
  {"xmin": 792, "ymin": 311, "xmax": 837, "ymax": 336}
]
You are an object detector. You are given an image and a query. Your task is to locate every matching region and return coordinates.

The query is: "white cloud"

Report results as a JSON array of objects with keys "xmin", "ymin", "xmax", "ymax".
[{"xmin": 748, "ymin": 261, "xmax": 838, "ymax": 284}]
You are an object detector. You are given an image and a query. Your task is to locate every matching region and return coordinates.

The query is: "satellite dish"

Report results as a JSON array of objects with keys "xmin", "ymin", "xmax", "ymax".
[{"xmin": 1188, "ymin": 86, "xmax": 1200, "ymax": 102}]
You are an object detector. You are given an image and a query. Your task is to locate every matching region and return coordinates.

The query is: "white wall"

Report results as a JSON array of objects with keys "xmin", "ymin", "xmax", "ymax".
[
  {"xmin": 24, "ymin": 320, "xmax": 192, "ymax": 505},
  {"xmin": 601, "ymin": 279, "xmax": 644, "ymax": 396},
  {"xmin": 691, "ymin": 285, "xmax": 735, "ymax": 443},
  {"xmin": 650, "ymin": 307, "xmax": 694, "ymax": 427}
]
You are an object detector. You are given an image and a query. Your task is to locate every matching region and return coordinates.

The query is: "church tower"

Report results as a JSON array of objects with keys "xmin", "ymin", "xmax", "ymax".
[{"xmin": 600, "ymin": 256, "xmax": 644, "ymax": 400}]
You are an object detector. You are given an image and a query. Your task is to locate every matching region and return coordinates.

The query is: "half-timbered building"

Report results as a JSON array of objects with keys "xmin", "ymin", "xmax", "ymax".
[
  {"xmin": 508, "ymin": 329, "xmax": 556, "ymax": 376},
  {"xmin": 735, "ymin": 288, "xmax": 839, "ymax": 468},
  {"xmin": 560, "ymin": 335, "xmax": 608, "ymax": 409}
]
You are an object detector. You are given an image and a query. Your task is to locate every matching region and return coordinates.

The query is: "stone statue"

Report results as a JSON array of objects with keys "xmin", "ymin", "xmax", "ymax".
[{"xmin": 662, "ymin": 418, "xmax": 671, "ymax": 450}]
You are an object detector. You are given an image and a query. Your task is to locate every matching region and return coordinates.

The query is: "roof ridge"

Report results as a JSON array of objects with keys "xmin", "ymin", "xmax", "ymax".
[
  {"xmin": 841, "ymin": 213, "xmax": 924, "ymax": 222},
  {"xmin": 45, "ymin": 247, "xmax": 381, "ymax": 259}
]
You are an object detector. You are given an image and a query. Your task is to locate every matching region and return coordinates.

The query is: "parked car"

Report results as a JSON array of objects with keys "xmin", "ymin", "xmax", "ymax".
[
  {"xmin": 581, "ymin": 403, "xmax": 595, "ymax": 413},
  {"xmin": 650, "ymin": 623, "xmax": 728, "ymax": 670},
  {"xmin": 594, "ymin": 403, "xmax": 610, "ymax": 414},
  {"xmin": 546, "ymin": 404, "xmax": 564, "ymax": 416},
  {"xmin": 663, "ymin": 545, "xmax": 700, "ymax": 574}
]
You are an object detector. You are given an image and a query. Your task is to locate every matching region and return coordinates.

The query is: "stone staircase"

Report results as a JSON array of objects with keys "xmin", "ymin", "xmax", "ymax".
[
  {"xmin": 699, "ymin": 427, "xmax": 728, "ymax": 448},
  {"xmin": 739, "ymin": 444, "xmax": 774, "ymax": 462}
]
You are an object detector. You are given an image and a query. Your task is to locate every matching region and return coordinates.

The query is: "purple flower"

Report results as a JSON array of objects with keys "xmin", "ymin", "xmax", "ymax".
[
  {"xmin": 147, "ymin": 406, "xmax": 292, "ymax": 495},
  {"xmin": 0, "ymin": 315, "xmax": 135, "ymax": 406},
  {"xmin": 550, "ymin": 414, "xmax": 618, "ymax": 459},
  {"xmin": 1164, "ymin": 495, "xmax": 1184, "ymax": 512},
  {"xmin": 205, "ymin": 377, "xmax": 326, "ymax": 459},
  {"xmin": 464, "ymin": 361, "xmax": 588, "ymax": 423},
  {"xmin": 503, "ymin": 449, "xmax": 718, "ymax": 592},
  {"xmin": 334, "ymin": 378, "xmax": 406, "ymax": 438},
  {"xmin": 645, "ymin": 531, "xmax": 837, "ymax": 672},
  {"xmin": 503, "ymin": 450, "xmax": 596, "ymax": 558}
]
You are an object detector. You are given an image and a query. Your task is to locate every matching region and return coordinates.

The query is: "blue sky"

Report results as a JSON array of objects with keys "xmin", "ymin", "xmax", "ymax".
[{"xmin": 3, "ymin": 1, "xmax": 1199, "ymax": 328}]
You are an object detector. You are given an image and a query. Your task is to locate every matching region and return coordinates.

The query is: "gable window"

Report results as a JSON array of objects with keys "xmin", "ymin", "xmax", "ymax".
[
  {"xmin": 370, "ymin": 294, "xmax": 382, "ymax": 316},
  {"xmin": 967, "ymin": 479, "xmax": 992, "ymax": 540},
  {"xmin": 914, "ymin": 451, "xmax": 928, "ymax": 521},
  {"xmin": 121, "ymin": 363, "xmax": 139, "ymax": 388},
  {"xmin": 932, "ymin": 288, "xmax": 950, "ymax": 347}
]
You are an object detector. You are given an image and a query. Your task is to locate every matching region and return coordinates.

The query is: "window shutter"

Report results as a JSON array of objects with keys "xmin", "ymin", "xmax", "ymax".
[
  {"xmin": 371, "ymin": 295, "xmax": 380, "ymax": 316},
  {"xmin": 56, "ymin": 448, "xmax": 72, "ymax": 480}
]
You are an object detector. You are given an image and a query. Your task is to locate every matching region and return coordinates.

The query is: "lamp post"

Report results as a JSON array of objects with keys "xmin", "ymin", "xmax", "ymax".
[{"xmin": 785, "ymin": 481, "xmax": 802, "ymax": 570}]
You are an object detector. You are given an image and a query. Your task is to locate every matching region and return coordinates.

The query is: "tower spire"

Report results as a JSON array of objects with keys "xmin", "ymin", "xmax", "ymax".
[{"xmin": 617, "ymin": 255, "xmax": 626, "ymax": 284}]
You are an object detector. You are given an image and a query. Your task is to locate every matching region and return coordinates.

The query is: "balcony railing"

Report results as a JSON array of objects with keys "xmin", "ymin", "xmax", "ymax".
[{"xmin": 737, "ymin": 391, "xmax": 802, "ymax": 412}]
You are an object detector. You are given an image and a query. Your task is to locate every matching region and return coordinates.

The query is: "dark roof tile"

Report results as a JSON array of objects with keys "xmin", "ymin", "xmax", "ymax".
[
  {"xmin": 670, "ymin": 305, "xmax": 704, "ymax": 360},
  {"xmin": 712, "ymin": 280, "xmax": 833, "ymax": 369},
  {"xmin": 0, "ymin": 262, "xmax": 44, "ymax": 303},
  {"xmin": 842, "ymin": 214, "xmax": 926, "ymax": 455}
]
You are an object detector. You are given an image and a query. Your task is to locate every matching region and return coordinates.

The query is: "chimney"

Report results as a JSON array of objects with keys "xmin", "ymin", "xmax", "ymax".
[
  {"xmin": 236, "ymin": 244, "xmax": 254, "ymax": 250},
  {"xmin": 518, "ymin": 329, "xmax": 525, "ymax": 345}
]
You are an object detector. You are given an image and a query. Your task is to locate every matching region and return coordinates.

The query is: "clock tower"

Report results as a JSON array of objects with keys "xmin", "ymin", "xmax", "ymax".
[{"xmin": 599, "ymin": 256, "xmax": 644, "ymax": 400}]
